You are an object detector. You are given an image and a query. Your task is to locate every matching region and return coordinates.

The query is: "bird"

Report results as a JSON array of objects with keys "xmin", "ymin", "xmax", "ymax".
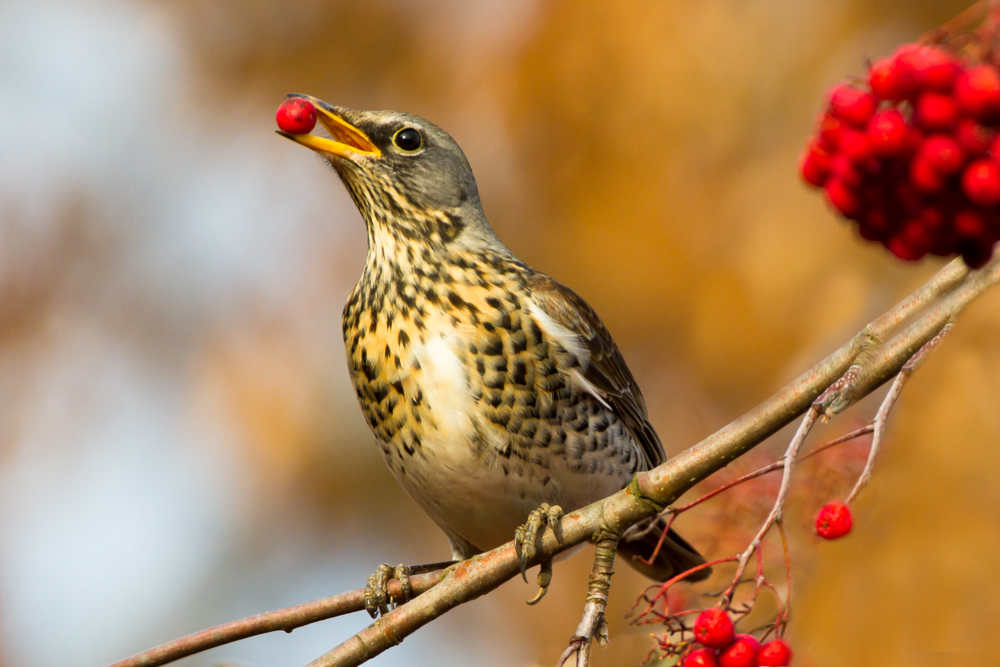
[{"xmin": 278, "ymin": 95, "xmax": 708, "ymax": 617}]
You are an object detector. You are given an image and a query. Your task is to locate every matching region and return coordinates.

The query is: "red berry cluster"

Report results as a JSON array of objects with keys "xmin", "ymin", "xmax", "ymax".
[
  {"xmin": 801, "ymin": 44, "xmax": 1000, "ymax": 268},
  {"xmin": 683, "ymin": 610, "xmax": 793, "ymax": 666}
]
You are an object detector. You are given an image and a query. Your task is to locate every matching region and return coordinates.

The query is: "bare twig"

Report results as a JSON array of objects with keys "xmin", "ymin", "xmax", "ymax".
[
  {"xmin": 845, "ymin": 321, "xmax": 954, "ymax": 505},
  {"xmin": 106, "ymin": 571, "xmax": 446, "ymax": 667},
  {"xmin": 721, "ymin": 405, "xmax": 819, "ymax": 605}
]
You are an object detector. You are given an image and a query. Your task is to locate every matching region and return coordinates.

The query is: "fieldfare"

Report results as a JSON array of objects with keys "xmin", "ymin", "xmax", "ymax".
[{"xmin": 278, "ymin": 95, "xmax": 708, "ymax": 617}]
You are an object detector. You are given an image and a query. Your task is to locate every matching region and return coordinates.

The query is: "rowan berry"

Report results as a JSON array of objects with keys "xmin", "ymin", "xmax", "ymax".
[
  {"xmin": 758, "ymin": 639, "xmax": 793, "ymax": 666},
  {"xmin": 815, "ymin": 502, "xmax": 852, "ymax": 539},
  {"xmin": 799, "ymin": 143, "xmax": 832, "ymax": 187},
  {"xmin": 684, "ymin": 648, "xmax": 721, "ymax": 667},
  {"xmin": 829, "ymin": 84, "xmax": 877, "ymax": 126},
  {"xmin": 956, "ymin": 119, "xmax": 996, "ymax": 156},
  {"xmin": 719, "ymin": 634, "xmax": 760, "ymax": 667},
  {"xmin": 962, "ymin": 158, "xmax": 1000, "ymax": 206},
  {"xmin": 915, "ymin": 92, "xmax": 960, "ymax": 131},
  {"xmin": 867, "ymin": 109, "xmax": 910, "ymax": 157},
  {"xmin": 693, "ymin": 609, "xmax": 736, "ymax": 649},
  {"xmin": 276, "ymin": 98, "xmax": 317, "ymax": 134},
  {"xmin": 919, "ymin": 135, "xmax": 966, "ymax": 174},
  {"xmin": 956, "ymin": 64, "xmax": 1000, "ymax": 119}
]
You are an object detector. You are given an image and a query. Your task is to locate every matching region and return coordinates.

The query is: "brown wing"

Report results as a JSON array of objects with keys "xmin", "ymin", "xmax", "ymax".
[{"xmin": 527, "ymin": 273, "xmax": 666, "ymax": 470}]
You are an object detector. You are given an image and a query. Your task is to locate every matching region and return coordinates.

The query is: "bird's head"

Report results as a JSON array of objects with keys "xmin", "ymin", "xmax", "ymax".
[{"xmin": 278, "ymin": 95, "xmax": 491, "ymax": 251}]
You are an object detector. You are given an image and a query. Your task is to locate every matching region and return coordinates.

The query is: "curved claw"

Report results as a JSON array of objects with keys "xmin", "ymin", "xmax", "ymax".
[
  {"xmin": 514, "ymin": 524, "xmax": 529, "ymax": 583},
  {"xmin": 525, "ymin": 558, "xmax": 553, "ymax": 606},
  {"xmin": 514, "ymin": 503, "xmax": 563, "ymax": 586}
]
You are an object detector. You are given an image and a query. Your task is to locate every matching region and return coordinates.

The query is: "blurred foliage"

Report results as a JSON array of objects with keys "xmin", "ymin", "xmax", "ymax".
[{"xmin": 1, "ymin": 1, "xmax": 998, "ymax": 666}]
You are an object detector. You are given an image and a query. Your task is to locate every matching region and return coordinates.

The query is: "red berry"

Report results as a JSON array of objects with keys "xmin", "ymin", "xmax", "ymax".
[
  {"xmin": 954, "ymin": 209, "xmax": 988, "ymax": 239},
  {"xmin": 914, "ymin": 91, "xmax": 960, "ymax": 130},
  {"xmin": 719, "ymin": 634, "xmax": 760, "ymax": 667},
  {"xmin": 817, "ymin": 113, "xmax": 844, "ymax": 150},
  {"xmin": 888, "ymin": 223, "xmax": 931, "ymax": 261},
  {"xmin": 910, "ymin": 157, "xmax": 947, "ymax": 194},
  {"xmin": 276, "ymin": 98, "xmax": 317, "ymax": 134},
  {"xmin": 956, "ymin": 64, "xmax": 1000, "ymax": 119},
  {"xmin": 919, "ymin": 204, "xmax": 947, "ymax": 231},
  {"xmin": 956, "ymin": 118, "xmax": 997, "ymax": 156},
  {"xmin": 829, "ymin": 155, "xmax": 862, "ymax": 188},
  {"xmin": 799, "ymin": 142, "xmax": 832, "ymax": 187},
  {"xmin": 837, "ymin": 128, "xmax": 872, "ymax": 162},
  {"xmin": 829, "ymin": 84, "xmax": 877, "ymax": 127},
  {"xmin": 901, "ymin": 46, "xmax": 959, "ymax": 92},
  {"xmin": 866, "ymin": 109, "xmax": 909, "ymax": 157},
  {"xmin": 685, "ymin": 648, "xmax": 721, "ymax": 667},
  {"xmin": 694, "ymin": 609, "xmax": 736, "ymax": 649},
  {"xmin": 858, "ymin": 208, "xmax": 896, "ymax": 241},
  {"xmin": 920, "ymin": 135, "xmax": 966, "ymax": 174},
  {"xmin": 825, "ymin": 178, "xmax": 861, "ymax": 216},
  {"xmin": 758, "ymin": 639, "xmax": 793, "ymax": 666},
  {"xmin": 962, "ymin": 158, "xmax": 1000, "ymax": 207},
  {"xmin": 816, "ymin": 502, "xmax": 853, "ymax": 539},
  {"xmin": 869, "ymin": 56, "xmax": 906, "ymax": 100}
]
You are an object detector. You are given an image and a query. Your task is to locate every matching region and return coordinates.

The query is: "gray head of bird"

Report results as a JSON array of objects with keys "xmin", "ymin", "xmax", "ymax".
[{"xmin": 277, "ymin": 95, "xmax": 500, "ymax": 252}]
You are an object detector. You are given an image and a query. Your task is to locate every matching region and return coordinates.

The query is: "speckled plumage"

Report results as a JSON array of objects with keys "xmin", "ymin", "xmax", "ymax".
[{"xmin": 283, "ymin": 98, "xmax": 706, "ymax": 580}]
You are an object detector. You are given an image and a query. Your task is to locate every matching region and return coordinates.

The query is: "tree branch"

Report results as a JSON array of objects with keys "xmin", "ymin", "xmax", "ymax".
[
  {"xmin": 301, "ymin": 257, "xmax": 999, "ymax": 667},
  {"xmin": 105, "ymin": 255, "xmax": 999, "ymax": 667},
  {"xmin": 106, "ymin": 571, "xmax": 446, "ymax": 667}
]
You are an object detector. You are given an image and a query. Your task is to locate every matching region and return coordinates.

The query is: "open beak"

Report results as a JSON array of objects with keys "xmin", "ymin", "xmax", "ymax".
[{"xmin": 276, "ymin": 95, "xmax": 381, "ymax": 159}]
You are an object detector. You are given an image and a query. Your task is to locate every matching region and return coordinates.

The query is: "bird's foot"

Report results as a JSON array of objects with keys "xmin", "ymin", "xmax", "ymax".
[
  {"xmin": 364, "ymin": 563, "xmax": 412, "ymax": 619},
  {"xmin": 514, "ymin": 503, "xmax": 563, "ymax": 604}
]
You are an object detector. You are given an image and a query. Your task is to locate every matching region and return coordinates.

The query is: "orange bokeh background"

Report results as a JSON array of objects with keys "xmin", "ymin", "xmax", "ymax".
[{"xmin": 0, "ymin": 1, "xmax": 998, "ymax": 666}]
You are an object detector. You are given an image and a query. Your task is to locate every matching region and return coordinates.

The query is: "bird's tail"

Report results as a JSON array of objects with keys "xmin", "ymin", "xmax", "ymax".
[{"xmin": 617, "ymin": 516, "xmax": 711, "ymax": 582}]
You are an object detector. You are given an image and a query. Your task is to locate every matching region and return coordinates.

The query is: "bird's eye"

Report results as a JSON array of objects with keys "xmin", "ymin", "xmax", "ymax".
[{"xmin": 393, "ymin": 128, "xmax": 422, "ymax": 152}]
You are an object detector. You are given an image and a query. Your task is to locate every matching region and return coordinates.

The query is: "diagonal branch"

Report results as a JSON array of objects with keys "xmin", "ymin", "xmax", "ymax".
[
  {"xmin": 106, "ymin": 572, "xmax": 446, "ymax": 667},
  {"xmin": 104, "ymin": 255, "xmax": 998, "ymax": 667},
  {"xmin": 301, "ymin": 258, "xmax": 999, "ymax": 667}
]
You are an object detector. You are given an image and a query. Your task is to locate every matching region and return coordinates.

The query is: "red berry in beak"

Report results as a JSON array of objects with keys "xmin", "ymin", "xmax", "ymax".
[
  {"xmin": 693, "ymin": 609, "xmax": 736, "ymax": 649},
  {"xmin": 816, "ymin": 502, "xmax": 853, "ymax": 539},
  {"xmin": 276, "ymin": 98, "xmax": 318, "ymax": 135}
]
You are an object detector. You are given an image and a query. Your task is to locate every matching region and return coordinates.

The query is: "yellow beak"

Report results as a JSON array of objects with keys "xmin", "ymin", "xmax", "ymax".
[{"xmin": 276, "ymin": 95, "xmax": 381, "ymax": 159}]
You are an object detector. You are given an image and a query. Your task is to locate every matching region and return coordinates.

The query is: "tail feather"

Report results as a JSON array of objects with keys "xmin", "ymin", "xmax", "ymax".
[{"xmin": 617, "ymin": 516, "xmax": 711, "ymax": 582}]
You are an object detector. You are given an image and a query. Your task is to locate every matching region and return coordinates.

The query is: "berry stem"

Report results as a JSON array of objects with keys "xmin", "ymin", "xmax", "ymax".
[{"xmin": 845, "ymin": 321, "xmax": 955, "ymax": 505}]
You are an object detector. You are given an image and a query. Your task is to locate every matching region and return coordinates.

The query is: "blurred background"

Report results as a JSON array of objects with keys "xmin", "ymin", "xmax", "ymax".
[{"xmin": 1, "ymin": 0, "xmax": 999, "ymax": 665}]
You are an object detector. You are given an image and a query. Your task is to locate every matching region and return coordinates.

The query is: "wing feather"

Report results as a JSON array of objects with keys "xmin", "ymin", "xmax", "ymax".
[{"xmin": 527, "ymin": 273, "xmax": 666, "ymax": 469}]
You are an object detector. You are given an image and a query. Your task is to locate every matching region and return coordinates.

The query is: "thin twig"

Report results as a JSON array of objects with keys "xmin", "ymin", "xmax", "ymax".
[
  {"xmin": 845, "ymin": 321, "xmax": 954, "ymax": 505},
  {"xmin": 105, "ymin": 571, "xmax": 446, "ymax": 667},
  {"xmin": 721, "ymin": 405, "xmax": 818, "ymax": 605}
]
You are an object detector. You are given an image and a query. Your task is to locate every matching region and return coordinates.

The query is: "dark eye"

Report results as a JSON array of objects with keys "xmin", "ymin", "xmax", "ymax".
[{"xmin": 394, "ymin": 128, "xmax": 422, "ymax": 152}]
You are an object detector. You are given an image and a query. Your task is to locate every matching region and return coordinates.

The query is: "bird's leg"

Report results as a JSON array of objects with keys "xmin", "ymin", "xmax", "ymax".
[
  {"xmin": 363, "ymin": 559, "xmax": 458, "ymax": 618},
  {"xmin": 514, "ymin": 503, "xmax": 563, "ymax": 603},
  {"xmin": 557, "ymin": 531, "xmax": 618, "ymax": 667}
]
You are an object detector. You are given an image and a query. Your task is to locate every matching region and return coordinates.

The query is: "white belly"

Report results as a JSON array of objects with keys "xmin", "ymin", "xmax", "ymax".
[{"xmin": 382, "ymin": 326, "xmax": 628, "ymax": 557}]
